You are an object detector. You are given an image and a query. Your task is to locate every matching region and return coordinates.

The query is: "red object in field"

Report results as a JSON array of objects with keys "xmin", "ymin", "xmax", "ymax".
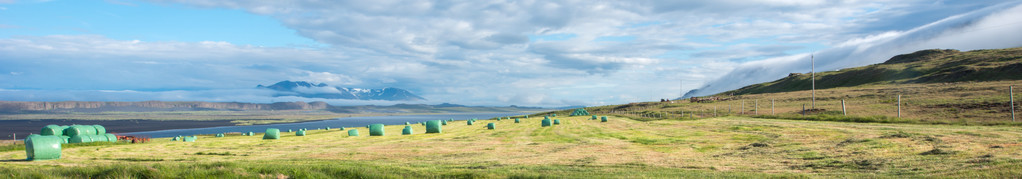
[{"xmin": 117, "ymin": 135, "xmax": 151, "ymax": 143}]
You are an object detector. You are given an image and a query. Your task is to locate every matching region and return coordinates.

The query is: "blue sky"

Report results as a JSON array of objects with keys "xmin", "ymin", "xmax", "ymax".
[{"xmin": 1, "ymin": 0, "xmax": 1021, "ymax": 106}]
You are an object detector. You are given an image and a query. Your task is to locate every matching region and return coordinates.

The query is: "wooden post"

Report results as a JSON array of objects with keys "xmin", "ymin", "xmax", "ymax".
[
  {"xmin": 728, "ymin": 104, "xmax": 732, "ymax": 114},
  {"xmin": 842, "ymin": 99, "xmax": 847, "ymax": 116},
  {"xmin": 1011, "ymin": 86, "xmax": 1015, "ymax": 122},
  {"xmin": 802, "ymin": 104, "xmax": 806, "ymax": 117},
  {"xmin": 714, "ymin": 106, "xmax": 718, "ymax": 117},
  {"xmin": 755, "ymin": 99, "xmax": 759, "ymax": 115},
  {"xmin": 741, "ymin": 101, "xmax": 745, "ymax": 115},
  {"xmin": 771, "ymin": 99, "xmax": 775, "ymax": 115},
  {"xmin": 897, "ymin": 95, "xmax": 902, "ymax": 118}
]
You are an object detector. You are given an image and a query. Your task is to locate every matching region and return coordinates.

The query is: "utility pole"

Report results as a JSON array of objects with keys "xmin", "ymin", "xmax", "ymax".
[
  {"xmin": 812, "ymin": 53, "xmax": 816, "ymax": 109},
  {"xmin": 1011, "ymin": 86, "xmax": 1015, "ymax": 122}
]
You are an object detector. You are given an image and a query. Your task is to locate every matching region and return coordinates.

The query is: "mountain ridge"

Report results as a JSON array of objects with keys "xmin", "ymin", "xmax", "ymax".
[{"xmin": 258, "ymin": 80, "xmax": 426, "ymax": 101}]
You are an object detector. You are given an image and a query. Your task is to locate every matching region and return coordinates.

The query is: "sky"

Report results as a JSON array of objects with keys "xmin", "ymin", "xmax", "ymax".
[{"xmin": 1, "ymin": 0, "xmax": 1021, "ymax": 107}]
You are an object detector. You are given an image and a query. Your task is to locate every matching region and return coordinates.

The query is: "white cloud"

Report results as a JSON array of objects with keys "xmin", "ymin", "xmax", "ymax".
[
  {"xmin": 688, "ymin": 2, "xmax": 1022, "ymax": 97},
  {"xmin": 1, "ymin": 0, "xmax": 1018, "ymax": 107}
]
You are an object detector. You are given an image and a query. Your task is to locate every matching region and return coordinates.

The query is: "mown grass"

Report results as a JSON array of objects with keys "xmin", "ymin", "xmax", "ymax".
[{"xmin": 2, "ymin": 115, "xmax": 1021, "ymax": 178}]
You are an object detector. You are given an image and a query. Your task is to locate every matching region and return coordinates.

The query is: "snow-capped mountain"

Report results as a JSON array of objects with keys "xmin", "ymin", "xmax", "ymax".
[{"xmin": 257, "ymin": 81, "xmax": 426, "ymax": 101}]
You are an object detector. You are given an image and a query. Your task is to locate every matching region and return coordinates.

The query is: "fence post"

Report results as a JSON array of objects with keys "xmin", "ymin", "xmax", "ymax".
[
  {"xmin": 1011, "ymin": 86, "xmax": 1015, "ymax": 122},
  {"xmin": 897, "ymin": 95, "xmax": 902, "ymax": 118},
  {"xmin": 714, "ymin": 106, "xmax": 718, "ymax": 117},
  {"xmin": 771, "ymin": 99, "xmax": 775, "ymax": 115},
  {"xmin": 741, "ymin": 100, "xmax": 745, "ymax": 115},
  {"xmin": 755, "ymin": 99, "xmax": 759, "ymax": 115},
  {"xmin": 802, "ymin": 104, "xmax": 806, "ymax": 117},
  {"xmin": 842, "ymin": 99, "xmax": 847, "ymax": 116}
]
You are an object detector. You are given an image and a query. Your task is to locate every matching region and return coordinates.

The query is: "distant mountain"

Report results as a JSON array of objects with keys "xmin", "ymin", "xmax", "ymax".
[
  {"xmin": 707, "ymin": 47, "xmax": 1022, "ymax": 96},
  {"xmin": 257, "ymin": 81, "xmax": 426, "ymax": 101}
]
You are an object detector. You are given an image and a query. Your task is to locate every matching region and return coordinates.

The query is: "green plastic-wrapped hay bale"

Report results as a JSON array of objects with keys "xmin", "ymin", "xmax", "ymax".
[
  {"xmin": 426, "ymin": 120, "xmax": 442, "ymax": 133},
  {"xmin": 592, "ymin": 115, "xmax": 598, "ymax": 120},
  {"xmin": 487, "ymin": 123, "xmax": 495, "ymax": 130},
  {"xmin": 525, "ymin": 115, "xmax": 529, "ymax": 118},
  {"xmin": 264, "ymin": 128, "xmax": 280, "ymax": 140},
  {"xmin": 69, "ymin": 135, "xmax": 94, "ymax": 143},
  {"xmin": 348, "ymin": 129, "xmax": 359, "ymax": 136},
  {"xmin": 287, "ymin": 129, "xmax": 293, "ymax": 132},
  {"xmin": 92, "ymin": 125, "xmax": 106, "ymax": 134},
  {"xmin": 340, "ymin": 127, "xmax": 346, "ymax": 130},
  {"xmin": 515, "ymin": 118, "xmax": 520, "ymax": 123},
  {"xmin": 215, "ymin": 133, "xmax": 225, "ymax": 137},
  {"xmin": 171, "ymin": 136, "xmax": 180, "ymax": 141},
  {"xmin": 90, "ymin": 134, "xmax": 109, "ymax": 142},
  {"xmin": 601, "ymin": 116, "xmax": 608, "ymax": 122},
  {"xmin": 496, "ymin": 118, "xmax": 501, "ymax": 121},
  {"xmin": 104, "ymin": 134, "xmax": 117, "ymax": 142},
  {"xmin": 554, "ymin": 119, "xmax": 561, "ymax": 125},
  {"xmin": 183, "ymin": 136, "xmax": 196, "ymax": 142},
  {"xmin": 40, "ymin": 125, "xmax": 64, "ymax": 136},
  {"xmin": 552, "ymin": 114, "xmax": 557, "ymax": 117},
  {"xmin": 442, "ymin": 120, "xmax": 448, "ymax": 125},
  {"xmin": 58, "ymin": 136, "xmax": 69, "ymax": 144},
  {"xmin": 405, "ymin": 122, "xmax": 410, "ymax": 125},
  {"xmin": 326, "ymin": 127, "xmax": 331, "ymax": 130},
  {"xmin": 369, "ymin": 124, "xmax": 385, "ymax": 136},
  {"xmin": 64, "ymin": 125, "xmax": 97, "ymax": 137},
  {"xmin": 296, "ymin": 130, "xmax": 306, "ymax": 136},
  {"xmin": 467, "ymin": 120, "xmax": 474, "ymax": 125},
  {"xmin": 25, "ymin": 135, "xmax": 62, "ymax": 161},
  {"xmin": 247, "ymin": 132, "xmax": 255, "ymax": 136},
  {"xmin": 402, "ymin": 126, "xmax": 413, "ymax": 135},
  {"xmin": 541, "ymin": 119, "xmax": 552, "ymax": 127},
  {"xmin": 544, "ymin": 116, "xmax": 550, "ymax": 120}
]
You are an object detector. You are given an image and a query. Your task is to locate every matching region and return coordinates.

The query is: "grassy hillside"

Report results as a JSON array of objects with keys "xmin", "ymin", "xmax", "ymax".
[
  {"xmin": 2, "ymin": 115, "xmax": 1021, "ymax": 178},
  {"xmin": 721, "ymin": 47, "xmax": 1022, "ymax": 95},
  {"xmin": 587, "ymin": 80, "xmax": 1020, "ymax": 125}
]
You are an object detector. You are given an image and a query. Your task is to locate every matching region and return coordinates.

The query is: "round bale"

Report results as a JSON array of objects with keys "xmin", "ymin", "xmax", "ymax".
[
  {"xmin": 93, "ymin": 125, "xmax": 106, "ymax": 134},
  {"xmin": 554, "ymin": 119, "xmax": 561, "ymax": 125},
  {"xmin": 215, "ymin": 133, "xmax": 225, "ymax": 137},
  {"xmin": 369, "ymin": 124, "xmax": 385, "ymax": 136},
  {"xmin": 25, "ymin": 135, "xmax": 62, "ymax": 160},
  {"xmin": 69, "ymin": 135, "xmax": 94, "ymax": 143},
  {"xmin": 348, "ymin": 129, "xmax": 359, "ymax": 136},
  {"xmin": 515, "ymin": 118, "xmax": 520, "ymax": 123},
  {"xmin": 296, "ymin": 130, "xmax": 306, "ymax": 136},
  {"xmin": 40, "ymin": 125, "xmax": 64, "ymax": 136},
  {"xmin": 541, "ymin": 119, "xmax": 552, "ymax": 127},
  {"xmin": 601, "ymin": 116, "xmax": 608, "ymax": 122},
  {"xmin": 487, "ymin": 123, "xmax": 495, "ymax": 130},
  {"xmin": 467, "ymin": 120, "xmax": 474, "ymax": 125},
  {"xmin": 426, "ymin": 120, "xmax": 442, "ymax": 133},
  {"xmin": 104, "ymin": 134, "xmax": 117, "ymax": 142},
  {"xmin": 264, "ymin": 128, "xmax": 280, "ymax": 140},
  {"xmin": 402, "ymin": 126, "xmax": 413, "ymax": 135}
]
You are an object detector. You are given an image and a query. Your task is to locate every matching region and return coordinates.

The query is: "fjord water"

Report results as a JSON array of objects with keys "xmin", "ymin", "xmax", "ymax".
[{"xmin": 121, "ymin": 113, "xmax": 527, "ymax": 138}]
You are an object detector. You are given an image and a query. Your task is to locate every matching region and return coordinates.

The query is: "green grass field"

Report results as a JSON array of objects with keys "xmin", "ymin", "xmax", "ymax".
[{"xmin": 2, "ymin": 114, "xmax": 1021, "ymax": 178}]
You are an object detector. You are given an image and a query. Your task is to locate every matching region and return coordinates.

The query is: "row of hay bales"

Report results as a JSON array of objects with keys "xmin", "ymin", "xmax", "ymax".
[
  {"xmin": 26, "ymin": 124, "xmax": 116, "ymax": 161},
  {"xmin": 177, "ymin": 113, "xmax": 593, "ymax": 142},
  {"xmin": 39, "ymin": 124, "xmax": 115, "ymax": 144}
]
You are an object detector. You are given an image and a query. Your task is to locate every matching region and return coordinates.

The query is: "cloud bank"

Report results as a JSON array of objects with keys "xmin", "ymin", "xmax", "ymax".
[
  {"xmin": 1, "ymin": 1, "xmax": 1020, "ymax": 107},
  {"xmin": 688, "ymin": 2, "xmax": 1022, "ymax": 97}
]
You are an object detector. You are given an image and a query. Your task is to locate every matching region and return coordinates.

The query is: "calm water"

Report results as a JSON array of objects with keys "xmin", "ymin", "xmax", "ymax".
[{"xmin": 120, "ymin": 113, "xmax": 527, "ymax": 138}]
